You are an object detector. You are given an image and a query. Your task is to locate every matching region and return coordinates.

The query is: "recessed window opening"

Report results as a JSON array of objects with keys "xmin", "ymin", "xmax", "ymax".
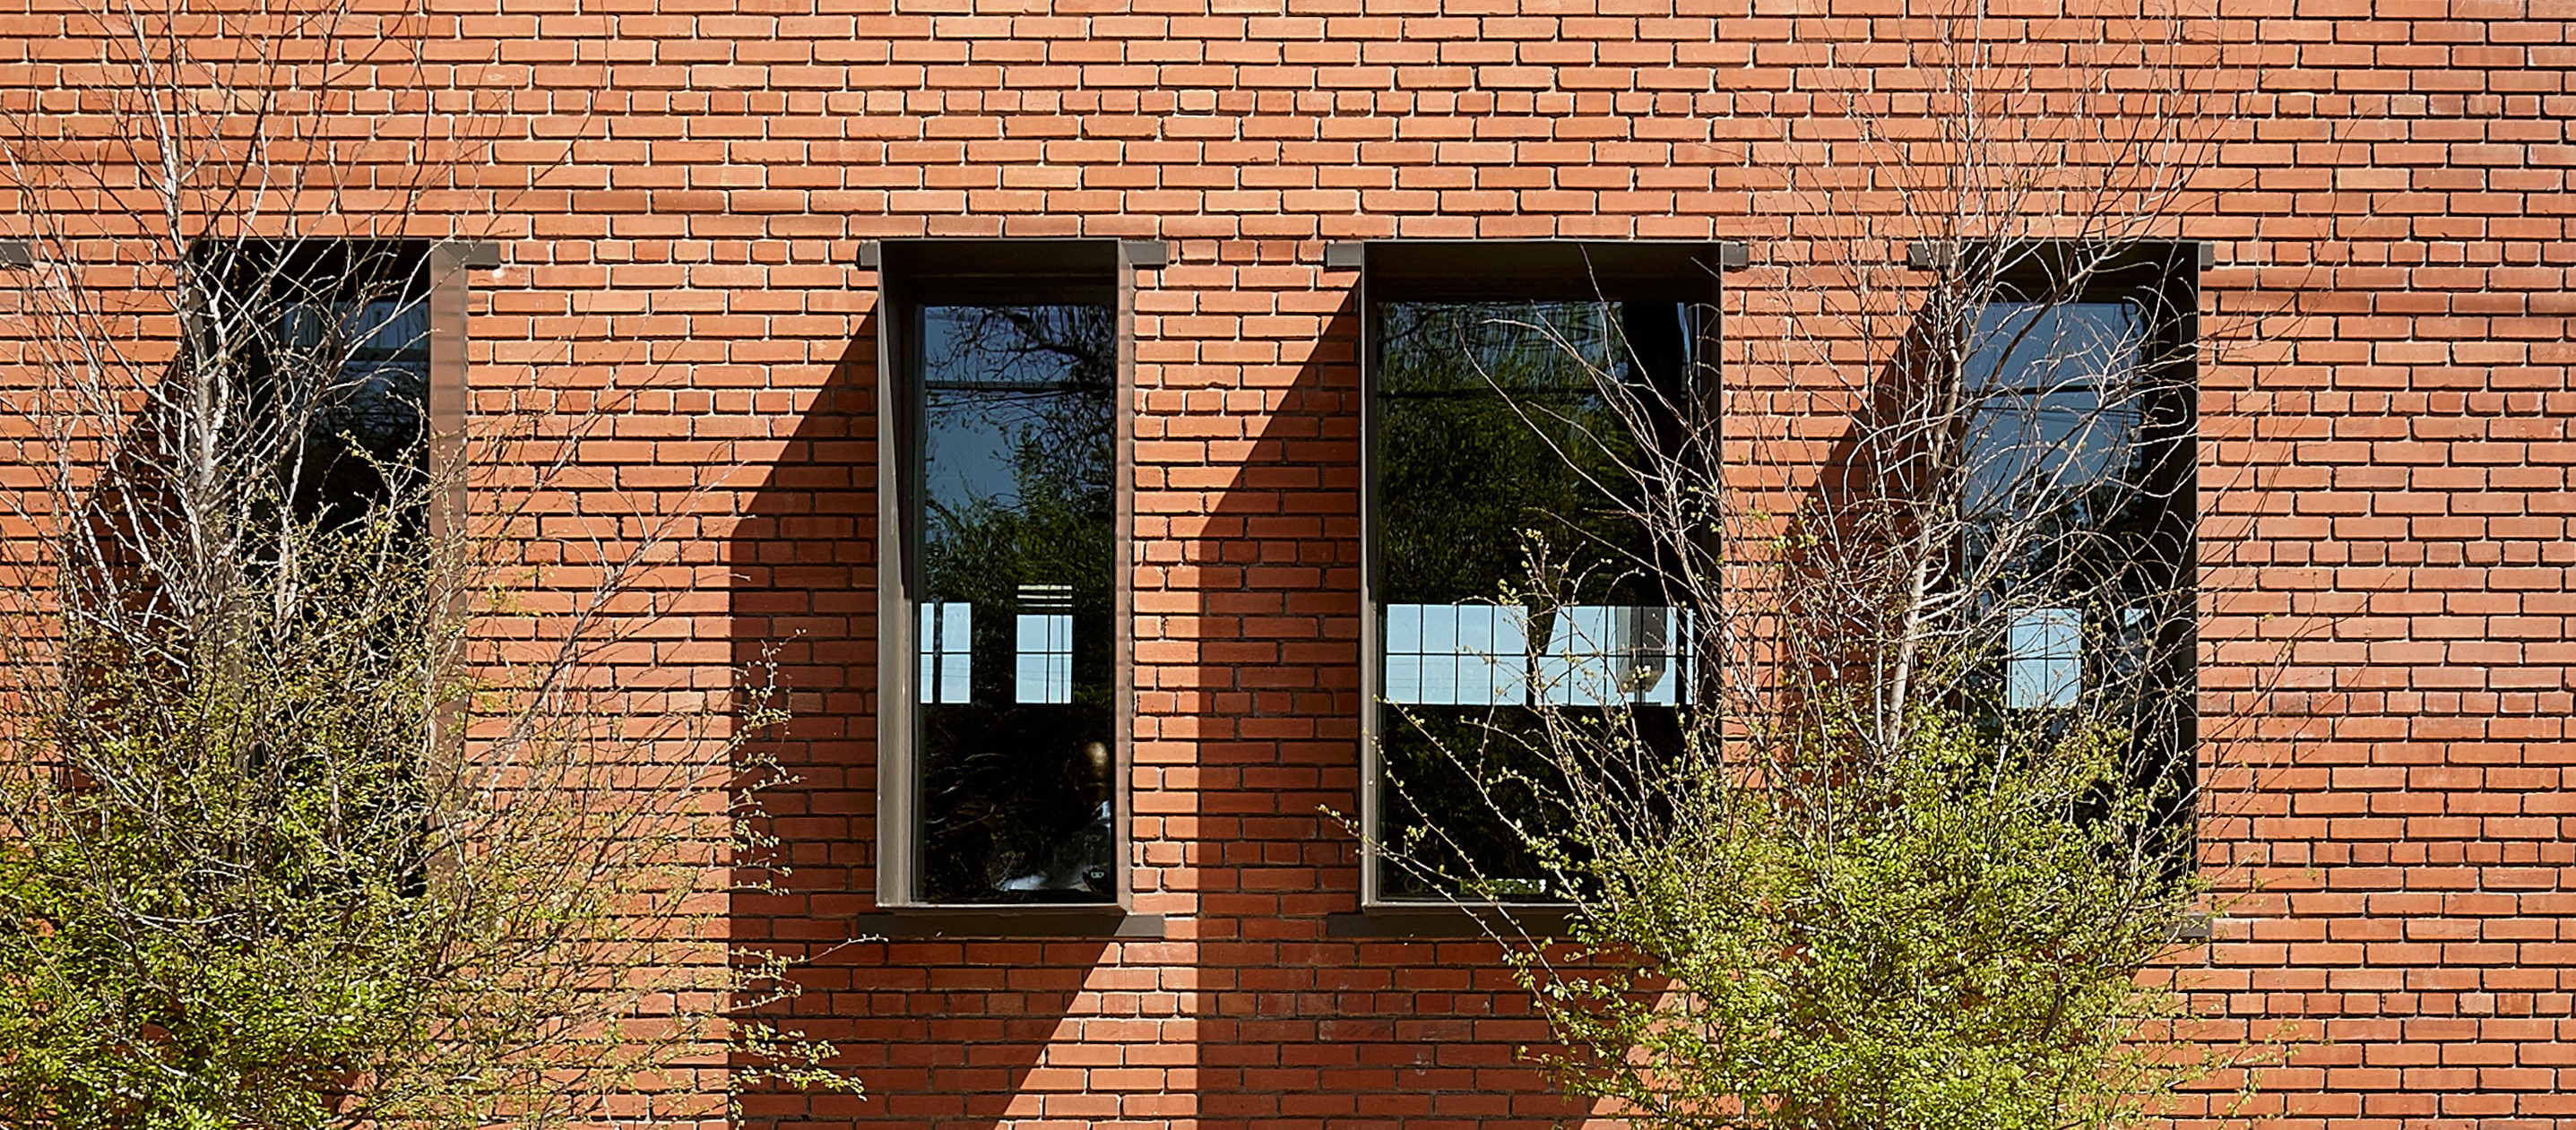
[
  {"xmin": 1362, "ymin": 241, "xmax": 1724, "ymax": 905},
  {"xmin": 879, "ymin": 241, "xmax": 1126, "ymax": 907},
  {"xmin": 204, "ymin": 240, "xmax": 436, "ymax": 532},
  {"xmin": 1952, "ymin": 245, "xmax": 2199, "ymax": 844}
]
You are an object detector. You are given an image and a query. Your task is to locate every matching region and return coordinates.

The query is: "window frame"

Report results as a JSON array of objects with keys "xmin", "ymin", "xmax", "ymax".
[
  {"xmin": 421, "ymin": 240, "xmax": 492, "ymax": 756},
  {"xmin": 869, "ymin": 237, "xmax": 1153, "ymax": 914},
  {"xmin": 1350, "ymin": 238, "xmax": 1734, "ymax": 912},
  {"xmin": 422, "ymin": 240, "xmax": 493, "ymax": 548},
  {"xmin": 1951, "ymin": 238, "xmax": 2203, "ymax": 842}
]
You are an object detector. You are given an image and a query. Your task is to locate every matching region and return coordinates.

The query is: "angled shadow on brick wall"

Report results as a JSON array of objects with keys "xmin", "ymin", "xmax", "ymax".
[
  {"xmin": 1162, "ymin": 294, "xmax": 1581, "ymax": 1128},
  {"xmin": 727, "ymin": 324, "xmax": 1111, "ymax": 1130},
  {"xmin": 1784, "ymin": 332, "xmax": 1947, "ymax": 696}
]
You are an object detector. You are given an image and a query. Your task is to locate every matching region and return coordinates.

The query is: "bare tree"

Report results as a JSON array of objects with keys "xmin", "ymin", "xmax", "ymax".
[
  {"xmin": 1368, "ymin": 8, "xmax": 2294, "ymax": 1129},
  {"xmin": 0, "ymin": 0, "xmax": 846, "ymax": 1126}
]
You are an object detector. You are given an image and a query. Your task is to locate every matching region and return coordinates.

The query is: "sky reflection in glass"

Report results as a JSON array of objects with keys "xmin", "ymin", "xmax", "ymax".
[{"xmin": 1963, "ymin": 301, "xmax": 2147, "ymax": 521}]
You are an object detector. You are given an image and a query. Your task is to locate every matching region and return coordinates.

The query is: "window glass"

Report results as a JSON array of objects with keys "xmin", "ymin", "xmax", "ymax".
[
  {"xmin": 1959, "ymin": 276, "xmax": 2198, "ymax": 863},
  {"xmin": 1374, "ymin": 299, "xmax": 1694, "ymax": 901},
  {"xmin": 2005, "ymin": 607, "xmax": 2083, "ymax": 711},
  {"xmin": 278, "ymin": 288, "xmax": 431, "ymax": 526},
  {"xmin": 204, "ymin": 243, "xmax": 432, "ymax": 534},
  {"xmin": 1960, "ymin": 299, "xmax": 2171, "ymax": 713},
  {"xmin": 913, "ymin": 302, "xmax": 1116, "ymax": 903},
  {"xmin": 1962, "ymin": 301, "xmax": 2148, "ymax": 523}
]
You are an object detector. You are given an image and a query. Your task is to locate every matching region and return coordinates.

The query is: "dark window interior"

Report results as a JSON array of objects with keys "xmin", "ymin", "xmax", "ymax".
[
  {"xmin": 893, "ymin": 250, "xmax": 1119, "ymax": 904},
  {"xmin": 204, "ymin": 240, "xmax": 433, "ymax": 530}
]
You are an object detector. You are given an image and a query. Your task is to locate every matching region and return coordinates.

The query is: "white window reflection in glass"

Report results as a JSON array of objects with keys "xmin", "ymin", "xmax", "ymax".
[
  {"xmin": 1382, "ymin": 603, "xmax": 1529, "ymax": 706},
  {"xmin": 2006, "ymin": 608, "xmax": 2081, "ymax": 711},
  {"xmin": 918, "ymin": 601, "xmax": 972, "ymax": 704},
  {"xmin": 1382, "ymin": 602, "xmax": 1690, "ymax": 707},
  {"xmin": 1536, "ymin": 605, "xmax": 1690, "ymax": 707},
  {"xmin": 283, "ymin": 295, "xmax": 430, "ymax": 385},
  {"xmin": 1014, "ymin": 583, "xmax": 1074, "ymax": 704}
]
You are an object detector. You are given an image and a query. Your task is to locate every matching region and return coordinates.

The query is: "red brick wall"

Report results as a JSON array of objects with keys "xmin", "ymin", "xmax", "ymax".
[{"xmin": 5, "ymin": 0, "xmax": 2573, "ymax": 1126}]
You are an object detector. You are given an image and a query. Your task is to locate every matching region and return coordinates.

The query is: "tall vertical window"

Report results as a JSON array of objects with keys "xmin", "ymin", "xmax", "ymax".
[
  {"xmin": 1359, "ymin": 242, "xmax": 1724, "ymax": 904},
  {"xmin": 877, "ymin": 241, "xmax": 1133, "ymax": 907},
  {"xmin": 1955, "ymin": 244, "xmax": 2198, "ymax": 835}
]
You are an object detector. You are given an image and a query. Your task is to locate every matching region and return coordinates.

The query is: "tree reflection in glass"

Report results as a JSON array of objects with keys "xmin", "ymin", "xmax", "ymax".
[
  {"xmin": 914, "ymin": 302, "xmax": 1116, "ymax": 903},
  {"xmin": 279, "ymin": 289, "xmax": 432, "ymax": 528},
  {"xmin": 1375, "ymin": 299, "xmax": 1694, "ymax": 900},
  {"xmin": 1959, "ymin": 300, "xmax": 2176, "ymax": 713}
]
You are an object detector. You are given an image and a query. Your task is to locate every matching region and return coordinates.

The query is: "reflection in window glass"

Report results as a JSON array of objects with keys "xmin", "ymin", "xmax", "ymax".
[
  {"xmin": 1382, "ymin": 603, "xmax": 1528, "ymax": 707},
  {"xmin": 918, "ymin": 602, "xmax": 972, "ymax": 704},
  {"xmin": 1374, "ymin": 299, "xmax": 1694, "ymax": 900},
  {"xmin": 1963, "ymin": 302, "xmax": 2147, "ymax": 521},
  {"xmin": 1961, "ymin": 300, "xmax": 2164, "ymax": 713},
  {"xmin": 274, "ymin": 282, "xmax": 432, "ymax": 527},
  {"xmin": 1015, "ymin": 583, "xmax": 1075, "ymax": 705},
  {"xmin": 2005, "ymin": 608, "xmax": 2082, "ymax": 710},
  {"xmin": 1535, "ymin": 605, "xmax": 1690, "ymax": 708},
  {"xmin": 914, "ymin": 302, "xmax": 1115, "ymax": 903},
  {"xmin": 1959, "ymin": 278, "xmax": 2198, "ymax": 865}
]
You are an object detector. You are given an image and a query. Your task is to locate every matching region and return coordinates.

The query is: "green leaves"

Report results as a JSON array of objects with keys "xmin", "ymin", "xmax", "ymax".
[
  {"xmin": 0, "ymin": 260, "xmax": 852, "ymax": 1127},
  {"xmin": 0, "ymin": 585, "xmax": 441, "ymax": 1129},
  {"xmin": 1522, "ymin": 708, "xmax": 2220, "ymax": 1130}
]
